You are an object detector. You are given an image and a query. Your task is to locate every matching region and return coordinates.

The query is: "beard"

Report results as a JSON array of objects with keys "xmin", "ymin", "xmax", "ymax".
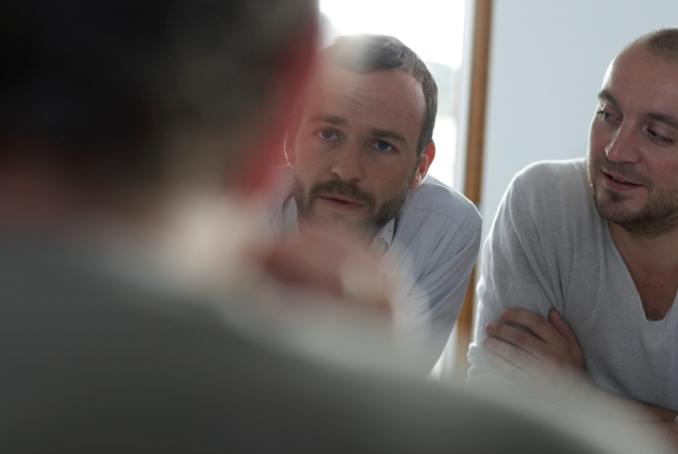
[
  {"xmin": 587, "ymin": 155, "xmax": 678, "ymax": 239},
  {"xmin": 292, "ymin": 176, "xmax": 408, "ymax": 238}
]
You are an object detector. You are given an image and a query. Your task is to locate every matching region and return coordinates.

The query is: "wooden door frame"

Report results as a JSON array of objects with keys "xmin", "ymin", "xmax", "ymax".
[{"xmin": 455, "ymin": 0, "xmax": 493, "ymax": 374}]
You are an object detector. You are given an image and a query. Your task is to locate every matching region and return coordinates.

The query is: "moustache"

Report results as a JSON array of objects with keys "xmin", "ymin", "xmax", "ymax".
[{"xmin": 309, "ymin": 179, "xmax": 376, "ymax": 210}]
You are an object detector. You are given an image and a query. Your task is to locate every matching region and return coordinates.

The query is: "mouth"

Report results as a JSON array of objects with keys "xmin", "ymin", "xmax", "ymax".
[
  {"xmin": 318, "ymin": 195, "xmax": 365, "ymax": 212},
  {"xmin": 602, "ymin": 171, "xmax": 641, "ymax": 190}
]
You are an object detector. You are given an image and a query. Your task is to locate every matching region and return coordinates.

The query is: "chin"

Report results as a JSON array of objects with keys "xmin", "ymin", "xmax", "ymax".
[{"xmin": 595, "ymin": 194, "xmax": 645, "ymax": 225}]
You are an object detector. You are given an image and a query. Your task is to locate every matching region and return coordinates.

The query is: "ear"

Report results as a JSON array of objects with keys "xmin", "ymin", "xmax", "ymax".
[
  {"xmin": 284, "ymin": 130, "xmax": 296, "ymax": 166},
  {"xmin": 409, "ymin": 141, "xmax": 436, "ymax": 189},
  {"xmin": 283, "ymin": 110, "xmax": 301, "ymax": 166}
]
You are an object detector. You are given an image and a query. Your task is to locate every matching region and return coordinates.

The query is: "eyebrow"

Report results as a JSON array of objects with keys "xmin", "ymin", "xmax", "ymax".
[
  {"xmin": 643, "ymin": 113, "xmax": 678, "ymax": 131},
  {"xmin": 307, "ymin": 114, "xmax": 347, "ymax": 126},
  {"xmin": 598, "ymin": 89, "xmax": 678, "ymax": 130},
  {"xmin": 597, "ymin": 89, "xmax": 620, "ymax": 109},
  {"xmin": 369, "ymin": 128, "xmax": 408, "ymax": 145}
]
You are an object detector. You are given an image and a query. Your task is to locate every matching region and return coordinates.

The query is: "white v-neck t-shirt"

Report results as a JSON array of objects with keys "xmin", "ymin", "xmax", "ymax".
[{"xmin": 469, "ymin": 158, "xmax": 678, "ymax": 410}]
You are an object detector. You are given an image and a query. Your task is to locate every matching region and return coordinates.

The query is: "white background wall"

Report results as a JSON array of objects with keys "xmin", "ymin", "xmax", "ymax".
[{"xmin": 478, "ymin": 0, "xmax": 678, "ymax": 239}]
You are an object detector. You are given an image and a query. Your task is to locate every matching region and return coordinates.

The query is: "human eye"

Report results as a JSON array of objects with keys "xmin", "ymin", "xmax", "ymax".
[
  {"xmin": 370, "ymin": 140, "xmax": 394, "ymax": 152},
  {"xmin": 317, "ymin": 129, "xmax": 339, "ymax": 141},
  {"xmin": 596, "ymin": 108, "xmax": 614, "ymax": 122},
  {"xmin": 647, "ymin": 127, "xmax": 675, "ymax": 145}
]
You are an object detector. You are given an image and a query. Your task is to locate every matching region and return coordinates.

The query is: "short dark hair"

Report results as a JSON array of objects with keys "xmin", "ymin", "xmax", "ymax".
[
  {"xmin": 0, "ymin": 0, "xmax": 315, "ymax": 189},
  {"xmin": 639, "ymin": 28, "xmax": 678, "ymax": 60},
  {"xmin": 322, "ymin": 34, "xmax": 438, "ymax": 156}
]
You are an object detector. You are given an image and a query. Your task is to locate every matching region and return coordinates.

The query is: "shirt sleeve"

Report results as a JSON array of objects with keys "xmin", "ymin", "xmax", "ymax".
[
  {"xmin": 393, "ymin": 208, "xmax": 482, "ymax": 375},
  {"xmin": 467, "ymin": 173, "xmax": 563, "ymax": 391}
]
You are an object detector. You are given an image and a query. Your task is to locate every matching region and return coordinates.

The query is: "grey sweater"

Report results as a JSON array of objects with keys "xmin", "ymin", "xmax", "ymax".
[{"xmin": 468, "ymin": 158, "xmax": 678, "ymax": 411}]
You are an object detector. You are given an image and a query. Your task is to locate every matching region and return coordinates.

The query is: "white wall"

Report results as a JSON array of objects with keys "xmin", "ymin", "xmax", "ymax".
[{"xmin": 479, "ymin": 0, "xmax": 678, "ymax": 239}]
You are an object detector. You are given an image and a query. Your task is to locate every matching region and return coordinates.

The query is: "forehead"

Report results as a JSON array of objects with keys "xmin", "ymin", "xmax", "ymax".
[
  {"xmin": 603, "ymin": 44, "xmax": 678, "ymax": 114},
  {"xmin": 302, "ymin": 67, "xmax": 426, "ymax": 142}
]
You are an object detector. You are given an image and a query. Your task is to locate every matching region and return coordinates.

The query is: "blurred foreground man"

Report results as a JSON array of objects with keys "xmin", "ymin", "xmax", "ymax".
[
  {"xmin": 266, "ymin": 35, "xmax": 481, "ymax": 372},
  {"xmin": 0, "ymin": 1, "xmax": 666, "ymax": 453},
  {"xmin": 469, "ymin": 29, "xmax": 678, "ymax": 449}
]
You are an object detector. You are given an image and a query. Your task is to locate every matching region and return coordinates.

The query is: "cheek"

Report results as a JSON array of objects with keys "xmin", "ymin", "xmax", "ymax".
[
  {"xmin": 648, "ymin": 161, "xmax": 678, "ymax": 187},
  {"xmin": 375, "ymin": 168, "xmax": 414, "ymax": 199},
  {"xmin": 293, "ymin": 140, "xmax": 325, "ymax": 173}
]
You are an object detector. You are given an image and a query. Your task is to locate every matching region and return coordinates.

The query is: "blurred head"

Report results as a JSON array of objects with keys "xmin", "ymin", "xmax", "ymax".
[
  {"xmin": 0, "ymin": 0, "xmax": 317, "ymax": 216},
  {"xmin": 286, "ymin": 34, "xmax": 437, "ymax": 238},
  {"xmin": 587, "ymin": 28, "xmax": 678, "ymax": 238}
]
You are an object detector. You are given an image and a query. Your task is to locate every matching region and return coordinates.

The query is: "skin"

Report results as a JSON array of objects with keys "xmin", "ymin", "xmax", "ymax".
[
  {"xmin": 588, "ymin": 43, "xmax": 678, "ymax": 322},
  {"xmin": 287, "ymin": 66, "xmax": 435, "ymax": 241},
  {"xmin": 588, "ymin": 46, "xmax": 678, "ymax": 241},
  {"xmin": 259, "ymin": 228, "xmax": 393, "ymax": 315},
  {"xmin": 482, "ymin": 42, "xmax": 678, "ymax": 447},
  {"xmin": 4, "ymin": 17, "xmax": 395, "ymax": 322}
]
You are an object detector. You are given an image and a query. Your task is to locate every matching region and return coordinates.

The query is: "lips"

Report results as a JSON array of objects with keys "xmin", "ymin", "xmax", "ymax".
[
  {"xmin": 608, "ymin": 173, "xmax": 633, "ymax": 184},
  {"xmin": 319, "ymin": 194, "xmax": 365, "ymax": 212},
  {"xmin": 307, "ymin": 179, "xmax": 376, "ymax": 212},
  {"xmin": 602, "ymin": 170, "xmax": 641, "ymax": 190},
  {"xmin": 322, "ymin": 194, "xmax": 361, "ymax": 204}
]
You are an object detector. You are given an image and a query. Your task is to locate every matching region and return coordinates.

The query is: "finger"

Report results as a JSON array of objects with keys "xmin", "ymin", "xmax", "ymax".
[
  {"xmin": 484, "ymin": 320, "xmax": 552, "ymax": 359},
  {"xmin": 548, "ymin": 310, "xmax": 578, "ymax": 344},
  {"xmin": 486, "ymin": 351, "xmax": 537, "ymax": 394},
  {"xmin": 482, "ymin": 335, "xmax": 542, "ymax": 375},
  {"xmin": 261, "ymin": 246, "xmax": 344, "ymax": 297},
  {"xmin": 499, "ymin": 308, "xmax": 561, "ymax": 344},
  {"xmin": 484, "ymin": 335, "xmax": 567, "ymax": 385}
]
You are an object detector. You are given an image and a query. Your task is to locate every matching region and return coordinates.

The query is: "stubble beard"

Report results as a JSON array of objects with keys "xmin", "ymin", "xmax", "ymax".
[
  {"xmin": 292, "ymin": 176, "xmax": 409, "ymax": 239},
  {"xmin": 587, "ymin": 155, "xmax": 678, "ymax": 239}
]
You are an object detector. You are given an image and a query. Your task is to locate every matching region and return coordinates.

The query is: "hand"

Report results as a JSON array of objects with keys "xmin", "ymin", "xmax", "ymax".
[
  {"xmin": 482, "ymin": 308, "xmax": 590, "ymax": 404},
  {"xmin": 258, "ymin": 228, "xmax": 393, "ymax": 316}
]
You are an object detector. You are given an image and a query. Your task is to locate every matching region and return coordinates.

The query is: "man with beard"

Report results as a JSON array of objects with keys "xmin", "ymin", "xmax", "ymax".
[
  {"xmin": 2, "ymin": 1, "xmax": 671, "ymax": 452},
  {"xmin": 468, "ymin": 28, "xmax": 678, "ymax": 446},
  {"xmin": 266, "ymin": 34, "xmax": 482, "ymax": 373}
]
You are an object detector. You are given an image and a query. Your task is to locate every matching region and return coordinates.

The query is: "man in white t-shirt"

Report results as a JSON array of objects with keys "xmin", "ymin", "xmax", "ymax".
[
  {"xmin": 267, "ymin": 34, "xmax": 482, "ymax": 372},
  {"xmin": 469, "ymin": 28, "xmax": 678, "ymax": 448}
]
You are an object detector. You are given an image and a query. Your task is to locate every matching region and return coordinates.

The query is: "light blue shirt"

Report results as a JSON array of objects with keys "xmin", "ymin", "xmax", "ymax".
[{"xmin": 265, "ymin": 166, "xmax": 482, "ymax": 373}]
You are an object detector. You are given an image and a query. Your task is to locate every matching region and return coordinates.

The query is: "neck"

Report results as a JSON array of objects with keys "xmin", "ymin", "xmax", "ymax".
[
  {"xmin": 0, "ymin": 162, "xmax": 168, "ymax": 241},
  {"xmin": 609, "ymin": 221, "xmax": 678, "ymax": 273}
]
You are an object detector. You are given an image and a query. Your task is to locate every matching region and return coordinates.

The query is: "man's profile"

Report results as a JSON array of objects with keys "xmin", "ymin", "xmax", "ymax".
[
  {"xmin": 469, "ymin": 28, "xmax": 678, "ymax": 448},
  {"xmin": 267, "ymin": 35, "xmax": 482, "ymax": 371}
]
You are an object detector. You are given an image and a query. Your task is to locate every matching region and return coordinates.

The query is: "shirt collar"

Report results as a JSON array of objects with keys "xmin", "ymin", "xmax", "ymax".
[{"xmin": 373, "ymin": 217, "xmax": 395, "ymax": 248}]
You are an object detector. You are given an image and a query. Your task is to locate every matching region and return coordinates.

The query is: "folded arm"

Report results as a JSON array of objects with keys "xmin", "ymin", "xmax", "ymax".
[
  {"xmin": 484, "ymin": 306, "xmax": 678, "ymax": 450},
  {"xmin": 467, "ymin": 167, "xmax": 678, "ymax": 447}
]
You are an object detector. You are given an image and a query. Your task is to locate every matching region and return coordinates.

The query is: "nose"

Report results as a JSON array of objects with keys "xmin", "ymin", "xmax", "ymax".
[
  {"xmin": 330, "ymin": 141, "xmax": 365, "ymax": 182},
  {"xmin": 605, "ymin": 122, "xmax": 641, "ymax": 164}
]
